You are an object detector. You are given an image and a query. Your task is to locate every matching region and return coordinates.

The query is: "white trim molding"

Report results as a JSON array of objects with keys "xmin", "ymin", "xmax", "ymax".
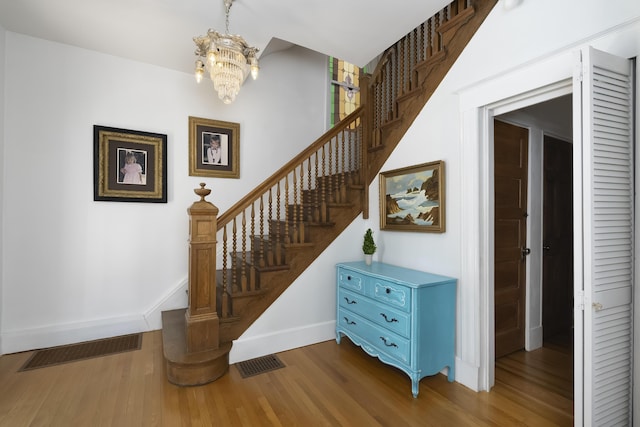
[{"xmin": 230, "ymin": 320, "xmax": 336, "ymax": 364}]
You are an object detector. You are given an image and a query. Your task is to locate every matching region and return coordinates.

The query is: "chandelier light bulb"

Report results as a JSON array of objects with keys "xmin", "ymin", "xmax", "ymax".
[
  {"xmin": 194, "ymin": 60, "xmax": 205, "ymax": 83},
  {"xmin": 206, "ymin": 49, "xmax": 217, "ymax": 67},
  {"xmin": 250, "ymin": 57, "xmax": 259, "ymax": 80}
]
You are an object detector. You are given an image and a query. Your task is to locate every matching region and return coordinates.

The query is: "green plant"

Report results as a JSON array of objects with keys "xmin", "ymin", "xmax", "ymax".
[{"xmin": 362, "ymin": 228, "xmax": 377, "ymax": 255}]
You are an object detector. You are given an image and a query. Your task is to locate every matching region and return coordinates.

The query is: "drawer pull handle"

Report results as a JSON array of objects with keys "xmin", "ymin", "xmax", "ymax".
[
  {"xmin": 385, "ymin": 288, "xmax": 391, "ymax": 294},
  {"xmin": 344, "ymin": 317, "xmax": 356, "ymax": 325},
  {"xmin": 347, "ymin": 275, "xmax": 352, "ymax": 280},
  {"xmin": 344, "ymin": 297, "xmax": 357, "ymax": 305},
  {"xmin": 380, "ymin": 337, "xmax": 398, "ymax": 348},
  {"xmin": 380, "ymin": 313, "xmax": 398, "ymax": 323}
]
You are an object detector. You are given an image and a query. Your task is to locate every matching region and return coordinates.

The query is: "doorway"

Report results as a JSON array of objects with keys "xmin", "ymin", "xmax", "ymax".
[
  {"xmin": 492, "ymin": 96, "xmax": 575, "ymax": 418},
  {"xmin": 494, "ymin": 94, "xmax": 574, "ymax": 355}
]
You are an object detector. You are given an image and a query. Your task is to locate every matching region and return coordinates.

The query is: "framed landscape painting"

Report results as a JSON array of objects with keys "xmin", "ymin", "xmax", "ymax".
[{"xmin": 379, "ymin": 160, "xmax": 445, "ymax": 232}]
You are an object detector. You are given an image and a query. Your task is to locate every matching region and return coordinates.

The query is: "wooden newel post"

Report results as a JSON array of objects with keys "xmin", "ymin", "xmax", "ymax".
[{"xmin": 185, "ymin": 183, "xmax": 220, "ymax": 352}]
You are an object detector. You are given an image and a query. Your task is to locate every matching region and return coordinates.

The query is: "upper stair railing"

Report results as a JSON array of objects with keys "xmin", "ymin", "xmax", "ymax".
[{"xmin": 368, "ymin": 0, "xmax": 474, "ymax": 149}]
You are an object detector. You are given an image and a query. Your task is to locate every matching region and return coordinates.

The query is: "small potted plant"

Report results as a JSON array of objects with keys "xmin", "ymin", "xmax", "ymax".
[{"xmin": 362, "ymin": 228, "xmax": 377, "ymax": 265}]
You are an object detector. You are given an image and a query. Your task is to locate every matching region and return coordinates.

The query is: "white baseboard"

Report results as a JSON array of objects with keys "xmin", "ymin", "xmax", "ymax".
[
  {"xmin": 455, "ymin": 356, "xmax": 481, "ymax": 392},
  {"xmin": 229, "ymin": 320, "xmax": 336, "ymax": 364},
  {"xmin": 143, "ymin": 277, "xmax": 188, "ymax": 330},
  {"xmin": 1, "ymin": 314, "xmax": 148, "ymax": 354},
  {"xmin": 1, "ymin": 278, "xmax": 190, "ymax": 355}
]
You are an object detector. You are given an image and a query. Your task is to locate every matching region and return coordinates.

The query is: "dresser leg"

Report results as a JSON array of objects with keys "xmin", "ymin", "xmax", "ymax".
[{"xmin": 411, "ymin": 376, "xmax": 420, "ymax": 398}]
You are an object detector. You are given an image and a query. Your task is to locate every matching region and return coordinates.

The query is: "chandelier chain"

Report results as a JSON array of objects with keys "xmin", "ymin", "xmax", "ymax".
[{"xmin": 225, "ymin": 1, "xmax": 231, "ymax": 34}]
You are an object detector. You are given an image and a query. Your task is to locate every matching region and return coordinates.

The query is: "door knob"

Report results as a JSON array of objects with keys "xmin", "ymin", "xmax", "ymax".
[
  {"xmin": 543, "ymin": 245, "xmax": 551, "ymax": 251},
  {"xmin": 521, "ymin": 247, "xmax": 531, "ymax": 261}
]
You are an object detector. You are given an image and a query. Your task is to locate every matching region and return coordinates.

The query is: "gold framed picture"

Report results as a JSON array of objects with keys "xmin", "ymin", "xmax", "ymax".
[
  {"xmin": 188, "ymin": 116, "xmax": 240, "ymax": 178},
  {"xmin": 379, "ymin": 160, "xmax": 445, "ymax": 232},
  {"xmin": 93, "ymin": 125, "xmax": 167, "ymax": 203}
]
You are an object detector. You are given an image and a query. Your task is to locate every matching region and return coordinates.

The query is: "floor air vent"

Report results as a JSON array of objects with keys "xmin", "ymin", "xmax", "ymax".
[
  {"xmin": 235, "ymin": 354, "xmax": 285, "ymax": 378},
  {"xmin": 19, "ymin": 333, "xmax": 142, "ymax": 371}
]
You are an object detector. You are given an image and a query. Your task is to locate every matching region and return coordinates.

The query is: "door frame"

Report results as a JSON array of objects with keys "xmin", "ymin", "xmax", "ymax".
[
  {"xmin": 460, "ymin": 78, "xmax": 573, "ymax": 391},
  {"xmin": 461, "ymin": 75, "xmax": 573, "ymax": 390}
]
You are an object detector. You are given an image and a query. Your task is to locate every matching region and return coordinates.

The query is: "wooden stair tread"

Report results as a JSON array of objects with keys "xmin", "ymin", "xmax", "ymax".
[
  {"xmin": 223, "ymin": 259, "xmax": 290, "ymax": 272},
  {"xmin": 284, "ymin": 242, "xmax": 315, "ymax": 249},
  {"xmin": 229, "ymin": 288, "xmax": 268, "ymax": 298}
]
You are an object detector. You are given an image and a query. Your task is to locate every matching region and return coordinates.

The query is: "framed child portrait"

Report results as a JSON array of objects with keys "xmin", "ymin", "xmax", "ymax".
[
  {"xmin": 379, "ymin": 160, "xmax": 445, "ymax": 232},
  {"xmin": 93, "ymin": 125, "xmax": 168, "ymax": 203},
  {"xmin": 188, "ymin": 116, "xmax": 240, "ymax": 178}
]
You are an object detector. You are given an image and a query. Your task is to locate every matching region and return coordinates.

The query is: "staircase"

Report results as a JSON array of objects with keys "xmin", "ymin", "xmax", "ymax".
[{"xmin": 162, "ymin": 0, "xmax": 497, "ymax": 386}]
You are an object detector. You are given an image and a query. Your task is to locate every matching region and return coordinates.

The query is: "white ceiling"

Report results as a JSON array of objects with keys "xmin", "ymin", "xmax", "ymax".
[{"xmin": 0, "ymin": 0, "xmax": 451, "ymax": 74}]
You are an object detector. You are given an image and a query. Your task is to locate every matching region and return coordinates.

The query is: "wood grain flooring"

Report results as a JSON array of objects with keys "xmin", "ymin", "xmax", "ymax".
[{"xmin": 0, "ymin": 331, "xmax": 573, "ymax": 426}]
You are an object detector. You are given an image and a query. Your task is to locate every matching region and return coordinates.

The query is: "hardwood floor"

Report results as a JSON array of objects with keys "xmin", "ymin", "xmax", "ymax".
[{"xmin": 0, "ymin": 331, "xmax": 573, "ymax": 426}]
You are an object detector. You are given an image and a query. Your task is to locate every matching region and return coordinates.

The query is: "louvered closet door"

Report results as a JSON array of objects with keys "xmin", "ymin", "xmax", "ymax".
[{"xmin": 574, "ymin": 46, "xmax": 634, "ymax": 426}]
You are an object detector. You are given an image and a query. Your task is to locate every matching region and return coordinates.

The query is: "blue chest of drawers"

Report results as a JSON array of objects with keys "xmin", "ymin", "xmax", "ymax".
[{"xmin": 335, "ymin": 261, "xmax": 456, "ymax": 397}]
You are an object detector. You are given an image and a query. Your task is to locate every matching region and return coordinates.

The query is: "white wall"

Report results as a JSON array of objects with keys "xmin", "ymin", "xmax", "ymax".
[{"xmin": 0, "ymin": 33, "xmax": 328, "ymax": 354}]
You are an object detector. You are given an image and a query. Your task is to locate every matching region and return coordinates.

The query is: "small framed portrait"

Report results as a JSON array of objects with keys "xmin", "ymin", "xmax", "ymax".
[
  {"xmin": 93, "ymin": 125, "xmax": 167, "ymax": 203},
  {"xmin": 189, "ymin": 116, "xmax": 239, "ymax": 178},
  {"xmin": 379, "ymin": 160, "xmax": 445, "ymax": 232}
]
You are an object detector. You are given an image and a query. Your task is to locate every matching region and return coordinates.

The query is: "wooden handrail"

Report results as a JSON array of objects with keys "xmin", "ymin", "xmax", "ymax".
[{"xmin": 218, "ymin": 106, "xmax": 365, "ymax": 228}]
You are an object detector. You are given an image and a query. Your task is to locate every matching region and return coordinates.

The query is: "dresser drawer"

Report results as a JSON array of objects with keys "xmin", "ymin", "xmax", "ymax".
[
  {"xmin": 338, "ymin": 288, "xmax": 411, "ymax": 338},
  {"xmin": 372, "ymin": 279, "xmax": 412, "ymax": 312},
  {"xmin": 338, "ymin": 308, "xmax": 411, "ymax": 365},
  {"xmin": 337, "ymin": 268, "xmax": 366, "ymax": 295}
]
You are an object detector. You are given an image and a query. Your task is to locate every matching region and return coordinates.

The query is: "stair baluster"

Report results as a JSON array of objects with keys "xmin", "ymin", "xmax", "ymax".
[
  {"xmin": 299, "ymin": 162, "xmax": 306, "ymax": 243},
  {"xmin": 241, "ymin": 211, "xmax": 247, "ymax": 293},
  {"xmin": 275, "ymin": 182, "xmax": 282, "ymax": 265},
  {"xmin": 250, "ymin": 202, "xmax": 256, "ymax": 290},
  {"xmin": 222, "ymin": 225, "xmax": 228, "ymax": 317},
  {"xmin": 232, "ymin": 217, "xmax": 238, "ymax": 293}
]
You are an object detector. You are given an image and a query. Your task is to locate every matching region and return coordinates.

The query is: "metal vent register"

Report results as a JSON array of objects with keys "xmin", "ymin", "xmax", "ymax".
[
  {"xmin": 236, "ymin": 354, "xmax": 285, "ymax": 378},
  {"xmin": 19, "ymin": 333, "xmax": 142, "ymax": 371}
]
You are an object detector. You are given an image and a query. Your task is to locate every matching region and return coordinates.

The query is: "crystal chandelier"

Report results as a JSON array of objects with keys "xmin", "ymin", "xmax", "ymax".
[{"xmin": 193, "ymin": 0, "xmax": 259, "ymax": 104}]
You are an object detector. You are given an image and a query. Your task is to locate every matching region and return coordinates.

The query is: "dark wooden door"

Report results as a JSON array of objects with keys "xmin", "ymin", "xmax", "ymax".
[
  {"xmin": 542, "ymin": 136, "xmax": 573, "ymax": 342},
  {"xmin": 494, "ymin": 120, "xmax": 529, "ymax": 358}
]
